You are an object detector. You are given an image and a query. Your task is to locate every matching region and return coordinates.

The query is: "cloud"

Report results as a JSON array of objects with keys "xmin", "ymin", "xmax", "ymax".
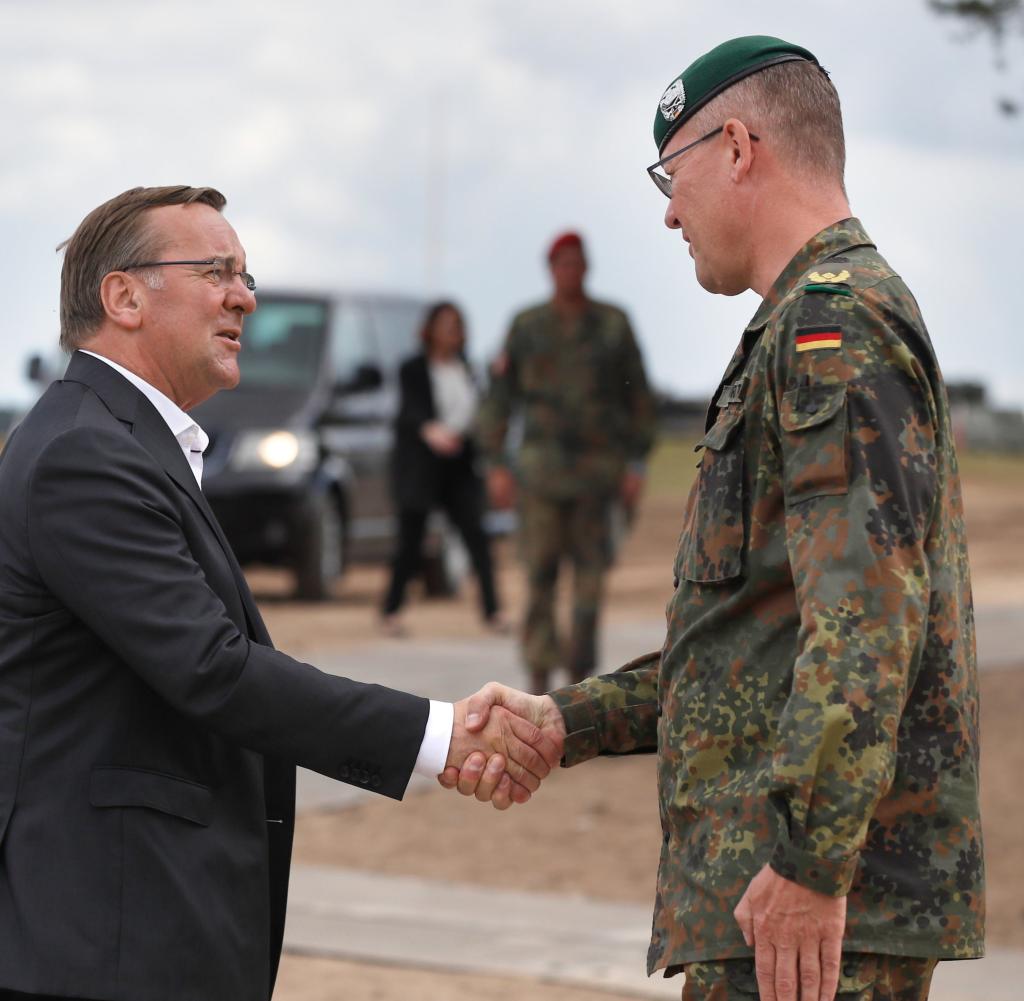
[
  {"xmin": 847, "ymin": 133, "xmax": 1024, "ymax": 404},
  {"xmin": 0, "ymin": 0, "xmax": 1021, "ymax": 415}
]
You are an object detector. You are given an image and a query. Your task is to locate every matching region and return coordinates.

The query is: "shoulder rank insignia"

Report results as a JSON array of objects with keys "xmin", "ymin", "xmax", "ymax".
[
  {"xmin": 808, "ymin": 269, "xmax": 849, "ymax": 283},
  {"xmin": 803, "ymin": 279, "xmax": 853, "ymax": 297},
  {"xmin": 795, "ymin": 325, "xmax": 842, "ymax": 352}
]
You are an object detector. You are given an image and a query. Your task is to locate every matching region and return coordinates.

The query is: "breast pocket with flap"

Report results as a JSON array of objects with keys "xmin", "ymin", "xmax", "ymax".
[{"xmin": 677, "ymin": 405, "xmax": 746, "ymax": 584}]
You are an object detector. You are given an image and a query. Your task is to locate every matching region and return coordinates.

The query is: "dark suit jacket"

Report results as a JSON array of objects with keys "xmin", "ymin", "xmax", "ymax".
[
  {"xmin": 391, "ymin": 353, "xmax": 479, "ymax": 511},
  {"xmin": 0, "ymin": 351, "xmax": 429, "ymax": 1001}
]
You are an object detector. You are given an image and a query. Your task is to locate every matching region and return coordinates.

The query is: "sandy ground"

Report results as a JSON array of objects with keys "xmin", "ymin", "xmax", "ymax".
[
  {"xmin": 262, "ymin": 443, "xmax": 1024, "ymax": 999},
  {"xmin": 289, "ymin": 668, "xmax": 1023, "ymax": 942}
]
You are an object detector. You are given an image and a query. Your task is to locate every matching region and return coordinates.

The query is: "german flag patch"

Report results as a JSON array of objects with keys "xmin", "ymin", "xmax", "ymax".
[{"xmin": 795, "ymin": 326, "xmax": 842, "ymax": 352}]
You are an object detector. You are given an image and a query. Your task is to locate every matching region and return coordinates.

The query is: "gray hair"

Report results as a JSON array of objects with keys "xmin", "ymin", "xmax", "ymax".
[
  {"xmin": 137, "ymin": 269, "xmax": 167, "ymax": 291},
  {"xmin": 687, "ymin": 59, "xmax": 846, "ymax": 191}
]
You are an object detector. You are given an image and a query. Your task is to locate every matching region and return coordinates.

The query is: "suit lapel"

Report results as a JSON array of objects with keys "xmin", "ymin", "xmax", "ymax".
[
  {"xmin": 63, "ymin": 353, "xmax": 272, "ymax": 645},
  {"xmin": 412, "ymin": 355, "xmax": 436, "ymax": 419}
]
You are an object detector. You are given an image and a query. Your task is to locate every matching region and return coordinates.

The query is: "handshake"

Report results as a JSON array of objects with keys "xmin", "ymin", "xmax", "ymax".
[{"xmin": 440, "ymin": 683, "xmax": 568, "ymax": 809}]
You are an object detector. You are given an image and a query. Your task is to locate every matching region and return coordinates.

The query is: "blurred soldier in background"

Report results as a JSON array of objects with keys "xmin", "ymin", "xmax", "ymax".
[{"xmin": 477, "ymin": 232, "xmax": 655, "ymax": 694}]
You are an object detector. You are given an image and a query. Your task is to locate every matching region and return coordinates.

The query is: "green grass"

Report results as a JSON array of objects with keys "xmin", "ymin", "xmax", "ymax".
[
  {"xmin": 645, "ymin": 435, "xmax": 1024, "ymax": 499},
  {"xmin": 647, "ymin": 435, "xmax": 702, "ymax": 499},
  {"xmin": 956, "ymin": 450, "xmax": 1024, "ymax": 483}
]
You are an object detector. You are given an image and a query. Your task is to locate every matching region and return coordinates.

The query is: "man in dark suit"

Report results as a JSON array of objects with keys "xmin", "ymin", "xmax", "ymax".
[{"xmin": 0, "ymin": 186, "xmax": 561, "ymax": 1001}]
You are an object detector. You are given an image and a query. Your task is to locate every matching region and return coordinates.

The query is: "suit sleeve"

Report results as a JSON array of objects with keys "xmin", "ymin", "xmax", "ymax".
[
  {"xmin": 27, "ymin": 426, "xmax": 429, "ymax": 799},
  {"xmin": 548, "ymin": 651, "xmax": 661, "ymax": 766},
  {"xmin": 766, "ymin": 289, "xmax": 938, "ymax": 895},
  {"xmin": 395, "ymin": 357, "xmax": 433, "ymax": 436}
]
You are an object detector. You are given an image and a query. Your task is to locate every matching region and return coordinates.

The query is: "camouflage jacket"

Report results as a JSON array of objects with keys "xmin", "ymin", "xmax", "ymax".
[
  {"xmin": 550, "ymin": 220, "xmax": 984, "ymax": 972},
  {"xmin": 476, "ymin": 299, "xmax": 656, "ymax": 498}
]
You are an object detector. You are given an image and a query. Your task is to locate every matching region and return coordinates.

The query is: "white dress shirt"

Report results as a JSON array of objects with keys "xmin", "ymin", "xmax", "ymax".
[
  {"xmin": 80, "ymin": 350, "xmax": 453, "ymax": 777},
  {"xmin": 428, "ymin": 359, "xmax": 478, "ymax": 435},
  {"xmin": 82, "ymin": 351, "xmax": 209, "ymax": 486}
]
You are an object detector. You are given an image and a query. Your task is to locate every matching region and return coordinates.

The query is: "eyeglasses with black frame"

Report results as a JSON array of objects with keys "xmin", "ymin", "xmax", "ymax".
[
  {"xmin": 646, "ymin": 126, "xmax": 760, "ymax": 198},
  {"xmin": 120, "ymin": 258, "xmax": 256, "ymax": 291}
]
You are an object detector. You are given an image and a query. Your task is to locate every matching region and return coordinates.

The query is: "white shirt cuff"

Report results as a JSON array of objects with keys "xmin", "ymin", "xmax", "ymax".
[{"xmin": 413, "ymin": 700, "xmax": 455, "ymax": 778}]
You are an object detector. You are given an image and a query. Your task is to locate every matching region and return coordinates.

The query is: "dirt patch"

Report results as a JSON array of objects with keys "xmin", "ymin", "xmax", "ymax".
[
  {"xmin": 291, "ymin": 668, "xmax": 1022, "ymax": 950},
  {"xmin": 975, "ymin": 668, "xmax": 1024, "ymax": 947},
  {"xmin": 293, "ymin": 754, "xmax": 661, "ymax": 905}
]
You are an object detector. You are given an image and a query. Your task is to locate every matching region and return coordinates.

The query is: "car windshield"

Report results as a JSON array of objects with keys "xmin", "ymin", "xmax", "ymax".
[{"xmin": 237, "ymin": 298, "xmax": 328, "ymax": 389}]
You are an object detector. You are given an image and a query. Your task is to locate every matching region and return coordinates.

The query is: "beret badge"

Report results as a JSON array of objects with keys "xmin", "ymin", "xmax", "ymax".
[
  {"xmin": 653, "ymin": 36, "xmax": 821, "ymax": 152},
  {"xmin": 659, "ymin": 78, "xmax": 686, "ymax": 123}
]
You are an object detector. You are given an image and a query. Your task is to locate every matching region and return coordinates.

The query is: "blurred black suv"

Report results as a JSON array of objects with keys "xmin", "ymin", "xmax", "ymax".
[
  {"xmin": 192, "ymin": 289, "xmax": 446, "ymax": 600},
  {"xmin": 22, "ymin": 291, "xmax": 490, "ymax": 601}
]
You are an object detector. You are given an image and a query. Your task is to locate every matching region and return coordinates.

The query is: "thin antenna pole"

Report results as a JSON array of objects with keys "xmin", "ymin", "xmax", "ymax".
[{"xmin": 424, "ymin": 92, "xmax": 447, "ymax": 294}]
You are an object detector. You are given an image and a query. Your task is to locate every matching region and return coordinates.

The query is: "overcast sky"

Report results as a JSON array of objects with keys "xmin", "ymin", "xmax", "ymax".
[{"xmin": 2, "ymin": 0, "xmax": 1023, "ymax": 407}]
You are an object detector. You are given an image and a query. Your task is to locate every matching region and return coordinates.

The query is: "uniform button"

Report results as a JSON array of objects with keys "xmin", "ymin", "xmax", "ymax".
[
  {"xmin": 663, "ymin": 831, "xmax": 670, "ymax": 845},
  {"xmin": 842, "ymin": 962, "xmax": 857, "ymax": 978},
  {"xmin": 673, "ymin": 575, "xmax": 680, "ymax": 589},
  {"xmin": 656, "ymin": 704, "xmax": 663, "ymax": 718}
]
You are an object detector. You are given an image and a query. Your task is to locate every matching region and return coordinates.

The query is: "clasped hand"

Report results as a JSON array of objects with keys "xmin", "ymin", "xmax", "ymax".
[
  {"xmin": 443, "ymin": 683, "xmax": 566, "ymax": 810},
  {"xmin": 421, "ymin": 421, "xmax": 462, "ymax": 456}
]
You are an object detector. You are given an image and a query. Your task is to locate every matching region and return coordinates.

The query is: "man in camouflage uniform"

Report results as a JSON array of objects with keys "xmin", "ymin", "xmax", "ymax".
[
  {"xmin": 449, "ymin": 35, "xmax": 984, "ymax": 1001},
  {"xmin": 477, "ymin": 232, "xmax": 656, "ymax": 694}
]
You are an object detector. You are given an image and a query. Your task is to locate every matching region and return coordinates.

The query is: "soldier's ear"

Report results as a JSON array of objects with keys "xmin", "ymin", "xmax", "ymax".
[{"xmin": 723, "ymin": 118, "xmax": 755, "ymax": 183}]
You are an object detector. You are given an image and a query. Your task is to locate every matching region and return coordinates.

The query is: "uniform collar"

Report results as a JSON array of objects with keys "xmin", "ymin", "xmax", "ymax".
[
  {"xmin": 744, "ymin": 217, "xmax": 875, "ymax": 333},
  {"xmin": 702, "ymin": 219, "xmax": 874, "ymax": 429}
]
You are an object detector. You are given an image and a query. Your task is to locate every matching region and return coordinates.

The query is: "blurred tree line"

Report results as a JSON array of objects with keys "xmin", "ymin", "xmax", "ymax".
[{"xmin": 929, "ymin": 0, "xmax": 1024, "ymax": 113}]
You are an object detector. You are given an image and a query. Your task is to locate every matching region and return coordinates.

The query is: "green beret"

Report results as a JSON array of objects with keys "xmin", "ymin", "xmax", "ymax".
[{"xmin": 654, "ymin": 35, "xmax": 821, "ymax": 153}]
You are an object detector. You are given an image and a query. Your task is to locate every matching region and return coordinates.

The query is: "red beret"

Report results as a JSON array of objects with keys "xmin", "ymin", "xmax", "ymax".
[{"xmin": 547, "ymin": 231, "xmax": 585, "ymax": 262}]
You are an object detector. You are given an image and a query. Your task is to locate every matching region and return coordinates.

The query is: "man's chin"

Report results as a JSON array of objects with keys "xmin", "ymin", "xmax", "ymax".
[
  {"xmin": 695, "ymin": 265, "xmax": 746, "ymax": 297},
  {"xmin": 208, "ymin": 361, "xmax": 241, "ymax": 398},
  {"xmin": 694, "ymin": 263, "xmax": 720, "ymax": 294}
]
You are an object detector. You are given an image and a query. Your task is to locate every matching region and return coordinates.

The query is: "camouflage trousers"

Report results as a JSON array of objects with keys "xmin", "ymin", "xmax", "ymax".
[
  {"xmin": 517, "ymin": 490, "xmax": 613, "ymax": 691},
  {"xmin": 680, "ymin": 953, "xmax": 938, "ymax": 1000}
]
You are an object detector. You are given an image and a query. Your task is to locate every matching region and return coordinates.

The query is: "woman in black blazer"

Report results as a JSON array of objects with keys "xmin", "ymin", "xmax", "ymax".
[{"xmin": 382, "ymin": 301, "xmax": 505, "ymax": 635}]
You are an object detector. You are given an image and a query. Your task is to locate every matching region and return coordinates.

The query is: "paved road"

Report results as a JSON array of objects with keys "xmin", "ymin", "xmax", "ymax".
[
  {"xmin": 295, "ymin": 618, "xmax": 665, "ymax": 811},
  {"xmin": 974, "ymin": 604, "xmax": 1024, "ymax": 669},
  {"xmin": 285, "ymin": 610, "xmax": 1021, "ymax": 999}
]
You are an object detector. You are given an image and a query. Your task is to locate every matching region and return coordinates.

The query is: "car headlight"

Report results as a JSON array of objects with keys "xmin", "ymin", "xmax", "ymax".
[{"xmin": 230, "ymin": 430, "xmax": 318, "ymax": 474}]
